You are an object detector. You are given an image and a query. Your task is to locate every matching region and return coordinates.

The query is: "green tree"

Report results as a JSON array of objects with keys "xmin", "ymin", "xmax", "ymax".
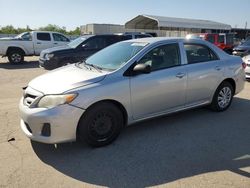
[
  {"xmin": 38, "ymin": 24, "xmax": 67, "ymax": 34},
  {"xmin": 68, "ymin": 27, "xmax": 81, "ymax": 35},
  {"xmin": 0, "ymin": 25, "xmax": 17, "ymax": 34}
]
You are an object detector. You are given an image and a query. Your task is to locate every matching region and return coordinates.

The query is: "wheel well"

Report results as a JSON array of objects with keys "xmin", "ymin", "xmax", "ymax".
[
  {"xmin": 7, "ymin": 47, "xmax": 25, "ymax": 56},
  {"xmin": 222, "ymin": 78, "xmax": 236, "ymax": 94},
  {"xmin": 76, "ymin": 99, "xmax": 128, "ymax": 133}
]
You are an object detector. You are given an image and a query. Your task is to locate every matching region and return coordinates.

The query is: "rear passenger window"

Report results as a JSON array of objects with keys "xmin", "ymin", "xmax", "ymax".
[
  {"xmin": 37, "ymin": 33, "xmax": 51, "ymax": 41},
  {"xmin": 106, "ymin": 36, "xmax": 128, "ymax": 45},
  {"xmin": 218, "ymin": 35, "xmax": 225, "ymax": 43},
  {"xmin": 84, "ymin": 37, "xmax": 107, "ymax": 49},
  {"xmin": 135, "ymin": 34, "xmax": 150, "ymax": 39},
  {"xmin": 52, "ymin": 33, "xmax": 69, "ymax": 42},
  {"xmin": 138, "ymin": 43, "xmax": 181, "ymax": 71},
  {"xmin": 184, "ymin": 44, "xmax": 218, "ymax": 64},
  {"xmin": 207, "ymin": 35, "xmax": 215, "ymax": 43}
]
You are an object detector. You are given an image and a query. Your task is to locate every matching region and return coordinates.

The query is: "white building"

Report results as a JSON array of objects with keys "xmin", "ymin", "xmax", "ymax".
[{"xmin": 80, "ymin": 14, "xmax": 232, "ymax": 37}]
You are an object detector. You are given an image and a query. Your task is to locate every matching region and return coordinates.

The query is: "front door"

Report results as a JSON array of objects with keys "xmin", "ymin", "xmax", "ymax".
[{"xmin": 130, "ymin": 43, "xmax": 187, "ymax": 120}]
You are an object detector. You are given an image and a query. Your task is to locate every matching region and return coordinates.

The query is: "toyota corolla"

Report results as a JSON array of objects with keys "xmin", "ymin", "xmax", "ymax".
[{"xmin": 19, "ymin": 38, "xmax": 245, "ymax": 147}]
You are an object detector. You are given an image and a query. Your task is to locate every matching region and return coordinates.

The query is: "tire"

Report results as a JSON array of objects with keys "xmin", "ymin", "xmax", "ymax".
[
  {"xmin": 8, "ymin": 50, "xmax": 24, "ymax": 64},
  {"xmin": 210, "ymin": 81, "xmax": 234, "ymax": 112},
  {"xmin": 77, "ymin": 102, "xmax": 124, "ymax": 147}
]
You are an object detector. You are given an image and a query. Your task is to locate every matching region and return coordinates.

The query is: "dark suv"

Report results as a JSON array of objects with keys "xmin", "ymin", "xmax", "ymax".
[
  {"xmin": 233, "ymin": 39, "xmax": 250, "ymax": 57},
  {"xmin": 39, "ymin": 34, "xmax": 133, "ymax": 70}
]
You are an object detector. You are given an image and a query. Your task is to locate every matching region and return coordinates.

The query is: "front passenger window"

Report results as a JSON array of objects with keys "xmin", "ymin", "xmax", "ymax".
[{"xmin": 137, "ymin": 43, "xmax": 181, "ymax": 71}]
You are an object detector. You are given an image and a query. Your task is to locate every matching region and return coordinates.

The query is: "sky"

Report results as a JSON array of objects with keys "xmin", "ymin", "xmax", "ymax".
[{"xmin": 0, "ymin": 0, "xmax": 250, "ymax": 31}]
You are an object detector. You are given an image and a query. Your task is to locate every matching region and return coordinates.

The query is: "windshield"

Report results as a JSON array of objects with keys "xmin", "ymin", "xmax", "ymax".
[
  {"xmin": 67, "ymin": 36, "xmax": 89, "ymax": 48},
  {"xmin": 83, "ymin": 41, "xmax": 148, "ymax": 71},
  {"xmin": 242, "ymin": 40, "xmax": 250, "ymax": 46}
]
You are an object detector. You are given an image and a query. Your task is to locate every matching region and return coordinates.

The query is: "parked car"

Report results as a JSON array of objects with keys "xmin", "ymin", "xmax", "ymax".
[
  {"xmin": 123, "ymin": 32, "xmax": 154, "ymax": 38},
  {"xmin": 242, "ymin": 55, "xmax": 250, "ymax": 79},
  {"xmin": 19, "ymin": 38, "xmax": 245, "ymax": 147},
  {"xmin": 0, "ymin": 31, "xmax": 70, "ymax": 63},
  {"xmin": 233, "ymin": 40, "xmax": 250, "ymax": 57},
  {"xmin": 39, "ymin": 34, "xmax": 133, "ymax": 70}
]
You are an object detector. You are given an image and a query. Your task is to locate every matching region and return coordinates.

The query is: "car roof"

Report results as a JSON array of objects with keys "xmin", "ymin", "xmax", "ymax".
[
  {"xmin": 122, "ymin": 37, "xmax": 232, "ymax": 60},
  {"xmin": 125, "ymin": 37, "xmax": 204, "ymax": 44}
]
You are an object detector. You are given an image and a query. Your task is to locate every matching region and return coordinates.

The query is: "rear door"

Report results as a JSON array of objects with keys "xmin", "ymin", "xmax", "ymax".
[
  {"xmin": 79, "ymin": 36, "xmax": 107, "ymax": 59},
  {"xmin": 183, "ymin": 43, "xmax": 222, "ymax": 106},
  {"xmin": 34, "ymin": 32, "xmax": 54, "ymax": 55},
  {"xmin": 52, "ymin": 33, "xmax": 70, "ymax": 47}
]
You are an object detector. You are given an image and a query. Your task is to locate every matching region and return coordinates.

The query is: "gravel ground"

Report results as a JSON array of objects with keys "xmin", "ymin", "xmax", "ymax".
[{"xmin": 0, "ymin": 57, "xmax": 249, "ymax": 188}]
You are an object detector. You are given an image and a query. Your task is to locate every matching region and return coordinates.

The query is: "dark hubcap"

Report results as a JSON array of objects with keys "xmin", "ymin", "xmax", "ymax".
[
  {"xmin": 89, "ymin": 112, "xmax": 114, "ymax": 141},
  {"xmin": 11, "ymin": 53, "xmax": 21, "ymax": 63}
]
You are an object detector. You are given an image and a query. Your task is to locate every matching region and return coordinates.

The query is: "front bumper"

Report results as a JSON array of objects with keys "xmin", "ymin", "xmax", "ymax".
[
  {"xmin": 39, "ymin": 58, "xmax": 58, "ymax": 70},
  {"xmin": 19, "ymin": 98, "xmax": 84, "ymax": 144},
  {"xmin": 233, "ymin": 50, "xmax": 249, "ymax": 57}
]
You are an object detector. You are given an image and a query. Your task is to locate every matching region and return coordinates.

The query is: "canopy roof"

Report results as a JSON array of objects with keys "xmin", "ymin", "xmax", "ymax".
[{"xmin": 125, "ymin": 15, "xmax": 231, "ymax": 30}]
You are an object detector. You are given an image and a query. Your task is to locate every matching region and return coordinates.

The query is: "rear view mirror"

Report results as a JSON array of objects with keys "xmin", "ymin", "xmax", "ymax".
[{"xmin": 133, "ymin": 64, "xmax": 151, "ymax": 74}]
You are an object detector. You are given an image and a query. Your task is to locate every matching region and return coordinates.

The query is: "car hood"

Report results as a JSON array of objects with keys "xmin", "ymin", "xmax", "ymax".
[
  {"xmin": 41, "ymin": 45, "xmax": 72, "ymax": 54},
  {"xmin": 233, "ymin": 45, "xmax": 250, "ymax": 51},
  {"xmin": 0, "ymin": 37, "xmax": 19, "ymax": 41},
  {"xmin": 28, "ymin": 64, "xmax": 107, "ymax": 94},
  {"xmin": 242, "ymin": 55, "xmax": 250, "ymax": 64}
]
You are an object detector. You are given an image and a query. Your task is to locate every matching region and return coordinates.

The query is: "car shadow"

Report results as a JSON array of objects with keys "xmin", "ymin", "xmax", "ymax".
[
  {"xmin": 31, "ymin": 97, "xmax": 250, "ymax": 187},
  {"xmin": 0, "ymin": 61, "xmax": 40, "ymax": 69}
]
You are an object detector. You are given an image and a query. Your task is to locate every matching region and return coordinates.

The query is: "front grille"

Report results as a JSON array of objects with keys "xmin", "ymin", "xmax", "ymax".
[
  {"xmin": 23, "ymin": 93, "xmax": 38, "ymax": 107},
  {"xmin": 23, "ymin": 87, "xmax": 43, "ymax": 107}
]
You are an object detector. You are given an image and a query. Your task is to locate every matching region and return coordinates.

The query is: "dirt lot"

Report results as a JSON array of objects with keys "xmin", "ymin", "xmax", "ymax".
[{"xmin": 0, "ymin": 57, "xmax": 249, "ymax": 188}]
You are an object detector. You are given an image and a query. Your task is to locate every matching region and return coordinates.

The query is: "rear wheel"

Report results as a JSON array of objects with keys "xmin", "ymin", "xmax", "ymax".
[
  {"xmin": 8, "ymin": 50, "xmax": 24, "ymax": 64},
  {"xmin": 77, "ymin": 102, "xmax": 124, "ymax": 147},
  {"xmin": 210, "ymin": 81, "xmax": 234, "ymax": 112}
]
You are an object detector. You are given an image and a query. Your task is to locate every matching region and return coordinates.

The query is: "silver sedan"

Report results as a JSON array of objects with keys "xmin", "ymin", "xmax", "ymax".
[{"xmin": 19, "ymin": 38, "xmax": 245, "ymax": 147}]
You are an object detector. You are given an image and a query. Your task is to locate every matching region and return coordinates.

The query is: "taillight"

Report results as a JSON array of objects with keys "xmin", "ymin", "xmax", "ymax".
[{"xmin": 242, "ymin": 62, "xmax": 247, "ymax": 69}]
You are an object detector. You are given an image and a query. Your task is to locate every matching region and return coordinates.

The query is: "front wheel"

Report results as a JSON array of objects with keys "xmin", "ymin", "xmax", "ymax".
[
  {"xmin": 77, "ymin": 102, "xmax": 124, "ymax": 147},
  {"xmin": 8, "ymin": 50, "xmax": 24, "ymax": 64},
  {"xmin": 210, "ymin": 82, "xmax": 234, "ymax": 112}
]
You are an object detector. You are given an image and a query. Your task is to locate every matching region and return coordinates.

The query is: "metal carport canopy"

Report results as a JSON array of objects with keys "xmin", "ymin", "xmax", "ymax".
[{"xmin": 125, "ymin": 15, "xmax": 232, "ymax": 30}]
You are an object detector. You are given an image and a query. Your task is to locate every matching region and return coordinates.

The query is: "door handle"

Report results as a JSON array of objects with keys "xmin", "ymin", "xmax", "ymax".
[
  {"xmin": 176, "ymin": 72, "xmax": 185, "ymax": 78},
  {"xmin": 54, "ymin": 43, "xmax": 58, "ymax": 45},
  {"xmin": 215, "ymin": 66, "xmax": 221, "ymax": 71},
  {"xmin": 37, "ymin": 42, "xmax": 41, "ymax": 44}
]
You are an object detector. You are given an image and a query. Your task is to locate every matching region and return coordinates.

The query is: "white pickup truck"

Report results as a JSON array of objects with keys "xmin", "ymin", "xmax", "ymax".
[{"xmin": 0, "ymin": 31, "xmax": 70, "ymax": 63}]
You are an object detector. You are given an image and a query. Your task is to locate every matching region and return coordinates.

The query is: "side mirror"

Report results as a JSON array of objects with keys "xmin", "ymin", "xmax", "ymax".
[
  {"xmin": 82, "ymin": 44, "xmax": 87, "ymax": 48},
  {"xmin": 133, "ymin": 64, "xmax": 151, "ymax": 74}
]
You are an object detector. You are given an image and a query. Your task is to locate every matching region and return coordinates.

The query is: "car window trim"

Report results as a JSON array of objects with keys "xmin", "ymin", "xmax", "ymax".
[
  {"xmin": 124, "ymin": 42, "xmax": 182, "ymax": 76},
  {"xmin": 37, "ymin": 32, "xmax": 51, "ymax": 41},
  {"xmin": 183, "ymin": 43, "xmax": 220, "ymax": 65}
]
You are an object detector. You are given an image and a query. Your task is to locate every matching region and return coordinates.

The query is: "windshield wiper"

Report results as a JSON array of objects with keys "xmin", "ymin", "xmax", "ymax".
[
  {"xmin": 76, "ymin": 60, "xmax": 103, "ymax": 72},
  {"xmin": 85, "ymin": 63, "xmax": 103, "ymax": 72}
]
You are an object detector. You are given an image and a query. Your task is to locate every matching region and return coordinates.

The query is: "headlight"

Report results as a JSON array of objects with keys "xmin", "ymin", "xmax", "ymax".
[
  {"xmin": 37, "ymin": 93, "xmax": 77, "ymax": 108},
  {"xmin": 45, "ymin": 53, "xmax": 54, "ymax": 60}
]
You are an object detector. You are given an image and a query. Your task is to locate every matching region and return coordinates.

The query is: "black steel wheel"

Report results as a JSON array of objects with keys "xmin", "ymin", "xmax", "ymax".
[{"xmin": 77, "ymin": 102, "xmax": 124, "ymax": 147}]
